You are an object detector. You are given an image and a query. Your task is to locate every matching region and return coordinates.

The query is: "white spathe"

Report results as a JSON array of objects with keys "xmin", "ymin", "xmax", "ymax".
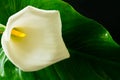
[{"xmin": 1, "ymin": 6, "xmax": 70, "ymax": 71}]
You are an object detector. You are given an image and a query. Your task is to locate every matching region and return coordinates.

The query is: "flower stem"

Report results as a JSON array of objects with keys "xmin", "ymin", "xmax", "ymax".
[{"xmin": 0, "ymin": 24, "xmax": 5, "ymax": 34}]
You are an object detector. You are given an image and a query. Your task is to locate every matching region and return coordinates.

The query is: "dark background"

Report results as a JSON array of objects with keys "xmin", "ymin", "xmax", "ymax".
[{"xmin": 64, "ymin": 0, "xmax": 120, "ymax": 44}]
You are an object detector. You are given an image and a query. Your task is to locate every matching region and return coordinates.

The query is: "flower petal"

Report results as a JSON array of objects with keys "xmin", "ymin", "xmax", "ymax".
[{"xmin": 1, "ymin": 6, "xmax": 70, "ymax": 71}]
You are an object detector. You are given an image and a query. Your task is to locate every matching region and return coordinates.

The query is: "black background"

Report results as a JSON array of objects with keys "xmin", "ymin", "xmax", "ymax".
[{"xmin": 64, "ymin": 0, "xmax": 120, "ymax": 44}]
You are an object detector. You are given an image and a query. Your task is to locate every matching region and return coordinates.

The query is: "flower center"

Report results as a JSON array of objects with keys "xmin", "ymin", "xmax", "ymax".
[{"xmin": 11, "ymin": 29, "xmax": 26, "ymax": 38}]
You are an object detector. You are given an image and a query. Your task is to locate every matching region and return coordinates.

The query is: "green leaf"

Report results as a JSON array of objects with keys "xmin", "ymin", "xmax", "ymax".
[
  {"xmin": 0, "ymin": 48, "xmax": 36, "ymax": 80},
  {"xmin": 0, "ymin": 0, "xmax": 120, "ymax": 80}
]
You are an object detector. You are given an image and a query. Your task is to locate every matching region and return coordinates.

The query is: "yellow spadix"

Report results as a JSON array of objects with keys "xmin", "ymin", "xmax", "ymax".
[{"xmin": 11, "ymin": 29, "xmax": 26, "ymax": 37}]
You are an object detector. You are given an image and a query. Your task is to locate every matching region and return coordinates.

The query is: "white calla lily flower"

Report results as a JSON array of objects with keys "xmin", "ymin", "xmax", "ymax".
[{"xmin": 1, "ymin": 6, "xmax": 70, "ymax": 71}]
